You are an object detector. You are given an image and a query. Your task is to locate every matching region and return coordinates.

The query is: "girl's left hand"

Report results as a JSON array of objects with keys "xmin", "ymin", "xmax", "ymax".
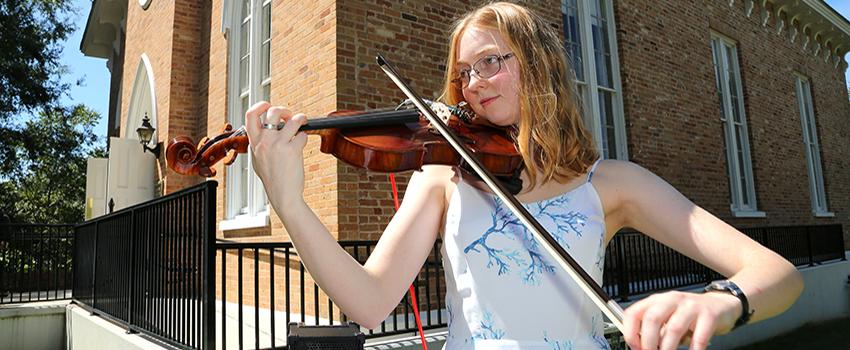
[{"xmin": 622, "ymin": 290, "xmax": 742, "ymax": 350}]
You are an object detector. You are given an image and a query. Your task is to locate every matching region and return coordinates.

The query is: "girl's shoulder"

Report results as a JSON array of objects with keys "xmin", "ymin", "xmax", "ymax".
[
  {"xmin": 588, "ymin": 159, "xmax": 656, "ymax": 212},
  {"xmin": 591, "ymin": 159, "xmax": 651, "ymax": 186}
]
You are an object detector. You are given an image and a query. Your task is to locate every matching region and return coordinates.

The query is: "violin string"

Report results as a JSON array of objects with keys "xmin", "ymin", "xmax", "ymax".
[{"xmin": 224, "ymin": 103, "xmax": 474, "ymax": 139}]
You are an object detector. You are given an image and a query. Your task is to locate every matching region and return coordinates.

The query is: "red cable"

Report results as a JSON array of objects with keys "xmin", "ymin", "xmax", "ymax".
[{"xmin": 390, "ymin": 173, "xmax": 429, "ymax": 350}]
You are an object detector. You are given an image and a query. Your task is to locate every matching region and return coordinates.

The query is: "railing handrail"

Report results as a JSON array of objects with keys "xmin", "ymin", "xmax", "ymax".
[
  {"xmin": 74, "ymin": 181, "xmax": 216, "ymax": 228},
  {"xmin": 0, "ymin": 223, "xmax": 75, "ymax": 228}
]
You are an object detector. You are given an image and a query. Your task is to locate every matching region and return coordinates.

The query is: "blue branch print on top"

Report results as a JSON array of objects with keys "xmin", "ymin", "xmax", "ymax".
[
  {"xmin": 463, "ymin": 194, "xmax": 588, "ymax": 284},
  {"xmin": 594, "ymin": 234, "xmax": 605, "ymax": 274},
  {"xmin": 590, "ymin": 315, "xmax": 611, "ymax": 349},
  {"xmin": 472, "ymin": 311, "xmax": 505, "ymax": 340},
  {"xmin": 543, "ymin": 331, "xmax": 574, "ymax": 350},
  {"xmin": 463, "ymin": 196, "xmax": 527, "ymax": 276}
]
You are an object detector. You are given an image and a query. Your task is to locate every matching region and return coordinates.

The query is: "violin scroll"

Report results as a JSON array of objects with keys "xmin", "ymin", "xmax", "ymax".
[
  {"xmin": 166, "ymin": 123, "xmax": 247, "ymax": 177},
  {"xmin": 166, "ymin": 136, "xmax": 211, "ymax": 176}
]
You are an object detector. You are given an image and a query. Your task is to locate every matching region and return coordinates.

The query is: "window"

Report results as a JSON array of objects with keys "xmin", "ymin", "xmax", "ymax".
[
  {"xmin": 710, "ymin": 33, "xmax": 762, "ymax": 217},
  {"xmin": 561, "ymin": 0, "xmax": 627, "ymax": 160},
  {"xmin": 794, "ymin": 74, "xmax": 831, "ymax": 216},
  {"xmin": 222, "ymin": 0, "xmax": 272, "ymax": 229}
]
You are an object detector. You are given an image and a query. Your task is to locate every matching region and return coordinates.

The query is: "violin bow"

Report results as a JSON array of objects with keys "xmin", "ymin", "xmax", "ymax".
[{"xmin": 376, "ymin": 53, "xmax": 627, "ymax": 332}]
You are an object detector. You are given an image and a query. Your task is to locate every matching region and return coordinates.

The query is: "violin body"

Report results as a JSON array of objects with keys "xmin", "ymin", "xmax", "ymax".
[
  {"xmin": 165, "ymin": 104, "xmax": 523, "ymax": 178},
  {"xmin": 316, "ymin": 117, "xmax": 522, "ymax": 176}
]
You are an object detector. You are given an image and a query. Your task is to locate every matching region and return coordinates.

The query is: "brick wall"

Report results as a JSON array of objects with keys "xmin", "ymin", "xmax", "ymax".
[
  {"xmin": 333, "ymin": 0, "xmax": 565, "ymax": 240},
  {"xmin": 615, "ymin": 0, "xmax": 850, "ymax": 246}
]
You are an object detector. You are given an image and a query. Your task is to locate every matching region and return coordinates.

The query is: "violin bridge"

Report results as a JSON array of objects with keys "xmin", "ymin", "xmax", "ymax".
[{"xmin": 430, "ymin": 102, "xmax": 452, "ymax": 124}]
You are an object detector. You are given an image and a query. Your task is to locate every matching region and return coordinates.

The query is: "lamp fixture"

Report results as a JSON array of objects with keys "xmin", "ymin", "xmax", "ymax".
[{"xmin": 136, "ymin": 113, "xmax": 161, "ymax": 158}]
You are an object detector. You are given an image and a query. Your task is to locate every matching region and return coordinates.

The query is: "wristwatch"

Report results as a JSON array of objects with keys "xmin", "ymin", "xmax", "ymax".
[{"xmin": 704, "ymin": 279, "xmax": 754, "ymax": 330}]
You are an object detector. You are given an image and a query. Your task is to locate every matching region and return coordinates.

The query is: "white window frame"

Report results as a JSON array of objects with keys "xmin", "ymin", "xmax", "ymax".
[
  {"xmin": 220, "ymin": 0, "xmax": 272, "ymax": 230},
  {"xmin": 794, "ymin": 74, "xmax": 832, "ymax": 217},
  {"xmin": 710, "ymin": 32, "xmax": 763, "ymax": 217},
  {"xmin": 561, "ymin": 0, "xmax": 628, "ymax": 160}
]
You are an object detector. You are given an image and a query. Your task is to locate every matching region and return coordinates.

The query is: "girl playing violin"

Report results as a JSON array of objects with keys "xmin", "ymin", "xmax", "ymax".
[{"xmin": 245, "ymin": 2, "xmax": 802, "ymax": 349}]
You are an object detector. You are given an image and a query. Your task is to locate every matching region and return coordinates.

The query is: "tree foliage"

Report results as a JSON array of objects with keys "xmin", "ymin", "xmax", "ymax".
[
  {"xmin": 0, "ymin": 1, "xmax": 105, "ymax": 224},
  {"xmin": 0, "ymin": 105, "xmax": 105, "ymax": 224},
  {"xmin": 0, "ymin": 0, "xmax": 75, "ymax": 121}
]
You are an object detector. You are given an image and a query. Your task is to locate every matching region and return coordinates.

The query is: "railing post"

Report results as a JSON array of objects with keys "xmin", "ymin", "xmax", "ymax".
[
  {"xmin": 202, "ymin": 181, "xmax": 217, "ymax": 350},
  {"xmin": 806, "ymin": 226, "xmax": 815, "ymax": 267},
  {"xmin": 91, "ymin": 221, "xmax": 99, "ymax": 315},
  {"xmin": 127, "ymin": 209, "xmax": 137, "ymax": 333},
  {"xmin": 615, "ymin": 235, "xmax": 629, "ymax": 301}
]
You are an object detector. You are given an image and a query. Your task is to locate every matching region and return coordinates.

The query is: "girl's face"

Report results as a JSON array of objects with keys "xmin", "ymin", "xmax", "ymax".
[{"xmin": 456, "ymin": 26, "xmax": 521, "ymax": 126}]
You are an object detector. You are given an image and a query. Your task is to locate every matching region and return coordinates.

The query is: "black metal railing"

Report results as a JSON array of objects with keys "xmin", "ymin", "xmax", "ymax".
[
  {"xmin": 603, "ymin": 224, "xmax": 846, "ymax": 301},
  {"xmin": 73, "ymin": 181, "xmax": 217, "ymax": 350},
  {"xmin": 215, "ymin": 239, "xmax": 446, "ymax": 349},
  {"xmin": 47, "ymin": 175, "xmax": 845, "ymax": 350},
  {"xmin": 0, "ymin": 223, "xmax": 74, "ymax": 304}
]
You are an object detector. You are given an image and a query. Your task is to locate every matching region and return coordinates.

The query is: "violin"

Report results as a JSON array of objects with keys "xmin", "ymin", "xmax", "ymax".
[{"xmin": 166, "ymin": 101, "xmax": 525, "ymax": 191}]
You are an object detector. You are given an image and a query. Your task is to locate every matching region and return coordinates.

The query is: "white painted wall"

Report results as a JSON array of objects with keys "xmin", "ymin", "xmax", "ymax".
[
  {"xmin": 66, "ymin": 304, "xmax": 166, "ymax": 350},
  {"xmin": 0, "ymin": 300, "xmax": 68, "ymax": 350},
  {"xmin": 85, "ymin": 158, "xmax": 108, "ymax": 219}
]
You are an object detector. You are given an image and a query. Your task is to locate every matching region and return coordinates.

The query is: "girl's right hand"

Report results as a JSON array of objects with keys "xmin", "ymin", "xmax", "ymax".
[{"xmin": 244, "ymin": 101, "xmax": 309, "ymax": 208}]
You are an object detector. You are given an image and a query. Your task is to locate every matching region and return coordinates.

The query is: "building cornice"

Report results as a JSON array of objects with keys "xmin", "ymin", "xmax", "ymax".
[
  {"xmin": 80, "ymin": 0, "xmax": 128, "ymax": 60},
  {"xmin": 802, "ymin": 0, "xmax": 850, "ymax": 38},
  {"xmin": 732, "ymin": 0, "xmax": 850, "ymax": 68}
]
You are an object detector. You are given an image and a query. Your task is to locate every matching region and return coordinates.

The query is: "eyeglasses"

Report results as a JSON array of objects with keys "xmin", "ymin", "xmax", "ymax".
[{"xmin": 452, "ymin": 52, "xmax": 515, "ymax": 88}]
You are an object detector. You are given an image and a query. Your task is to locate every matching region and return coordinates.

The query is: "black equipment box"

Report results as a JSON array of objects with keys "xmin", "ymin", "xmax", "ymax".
[{"xmin": 287, "ymin": 322, "xmax": 365, "ymax": 350}]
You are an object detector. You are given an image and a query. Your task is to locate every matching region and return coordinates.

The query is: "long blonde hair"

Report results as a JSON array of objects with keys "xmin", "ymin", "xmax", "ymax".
[{"xmin": 441, "ymin": 2, "xmax": 598, "ymax": 189}]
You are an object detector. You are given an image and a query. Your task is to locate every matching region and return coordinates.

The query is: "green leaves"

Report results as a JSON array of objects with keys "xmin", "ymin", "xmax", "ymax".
[
  {"xmin": 0, "ymin": 105, "xmax": 104, "ymax": 224},
  {"xmin": 0, "ymin": 1, "xmax": 102, "ymax": 224},
  {"xmin": 0, "ymin": 0, "xmax": 75, "ymax": 117}
]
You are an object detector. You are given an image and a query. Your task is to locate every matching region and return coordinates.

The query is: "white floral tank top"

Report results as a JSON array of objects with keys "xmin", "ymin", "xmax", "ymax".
[{"xmin": 441, "ymin": 159, "xmax": 610, "ymax": 349}]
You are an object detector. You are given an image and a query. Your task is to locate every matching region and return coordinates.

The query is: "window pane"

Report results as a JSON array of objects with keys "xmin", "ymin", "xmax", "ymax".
[
  {"xmin": 240, "ymin": 21, "xmax": 250, "ymax": 93},
  {"xmin": 591, "ymin": 0, "xmax": 612, "ymax": 88},
  {"xmin": 240, "ymin": 160, "xmax": 249, "ymax": 213},
  {"xmin": 240, "ymin": 94, "xmax": 250, "ymax": 213},
  {"xmin": 262, "ymin": 2, "xmax": 271, "ymax": 80},
  {"xmin": 241, "ymin": 96, "xmax": 250, "ymax": 125},
  {"xmin": 711, "ymin": 41, "xmax": 725, "ymax": 117},
  {"xmin": 263, "ymin": 83, "xmax": 270, "ymax": 101},
  {"xmin": 598, "ymin": 89, "xmax": 616, "ymax": 159},
  {"xmin": 725, "ymin": 47, "xmax": 744, "ymax": 125},
  {"xmin": 735, "ymin": 125, "xmax": 749, "ymax": 206},
  {"xmin": 576, "ymin": 83, "xmax": 589, "ymax": 126},
  {"xmin": 241, "ymin": 0, "xmax": 250, "ymax": 21},
  {"xmin": 562, "ymin": 0, "xmax": 584, "ymax": 81}
]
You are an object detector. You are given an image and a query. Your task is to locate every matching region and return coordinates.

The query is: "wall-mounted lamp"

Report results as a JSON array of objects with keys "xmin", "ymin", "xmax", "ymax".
[{"xmin": 136, "ymin": 113, "xmax": 161, "ymax": 158}]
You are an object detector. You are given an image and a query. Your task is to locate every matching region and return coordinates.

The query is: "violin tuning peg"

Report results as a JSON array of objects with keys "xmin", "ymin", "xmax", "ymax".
[
  {"xmin": 199, "ymin": 167, "xmax": 216, "ymax": 177},
  {"xmin": 223, "ymin": 149, "xmax": 238, "ymax": 166},
  {"xmin": 222, "ymin": 123, "xmax": 233, "ymax": 133},
  {"xmin": 197, "ymin": 136, "xmax": 210, "ymax": 149}
]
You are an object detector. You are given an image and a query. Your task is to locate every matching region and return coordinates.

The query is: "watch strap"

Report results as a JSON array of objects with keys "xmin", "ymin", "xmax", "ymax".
[{"xmin": 704, "ymin": 280, "xmax": 753, "ymax": 330}]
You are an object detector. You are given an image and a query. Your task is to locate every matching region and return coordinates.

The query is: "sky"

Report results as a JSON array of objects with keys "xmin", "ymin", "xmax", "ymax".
[{"xmin": 61, "ymin": 0, "xmax": 850, "ymax": 143}]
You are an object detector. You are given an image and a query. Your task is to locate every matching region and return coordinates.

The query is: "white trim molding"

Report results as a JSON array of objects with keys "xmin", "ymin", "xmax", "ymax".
[
  {"xmin": 710, "ymin": 32, "xmax": 762, "ymax": 216},
  {"xmin": 224, "ymin": 0, "xmax": 272, "ymax": 227},
  {"xmin": 793, "ymin": 73, "xmax": 831, "ymax": 216},
  {"xmin": 125, "ymin": 54, "xmax": 158, "ymax": 148},
  {"xmin": 219, "ymin": 212, "xmax": 270, "ymax": 231},
  {"xmin": 561, "ymin": 0, "xmax": 628, "ymax": 160}
]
